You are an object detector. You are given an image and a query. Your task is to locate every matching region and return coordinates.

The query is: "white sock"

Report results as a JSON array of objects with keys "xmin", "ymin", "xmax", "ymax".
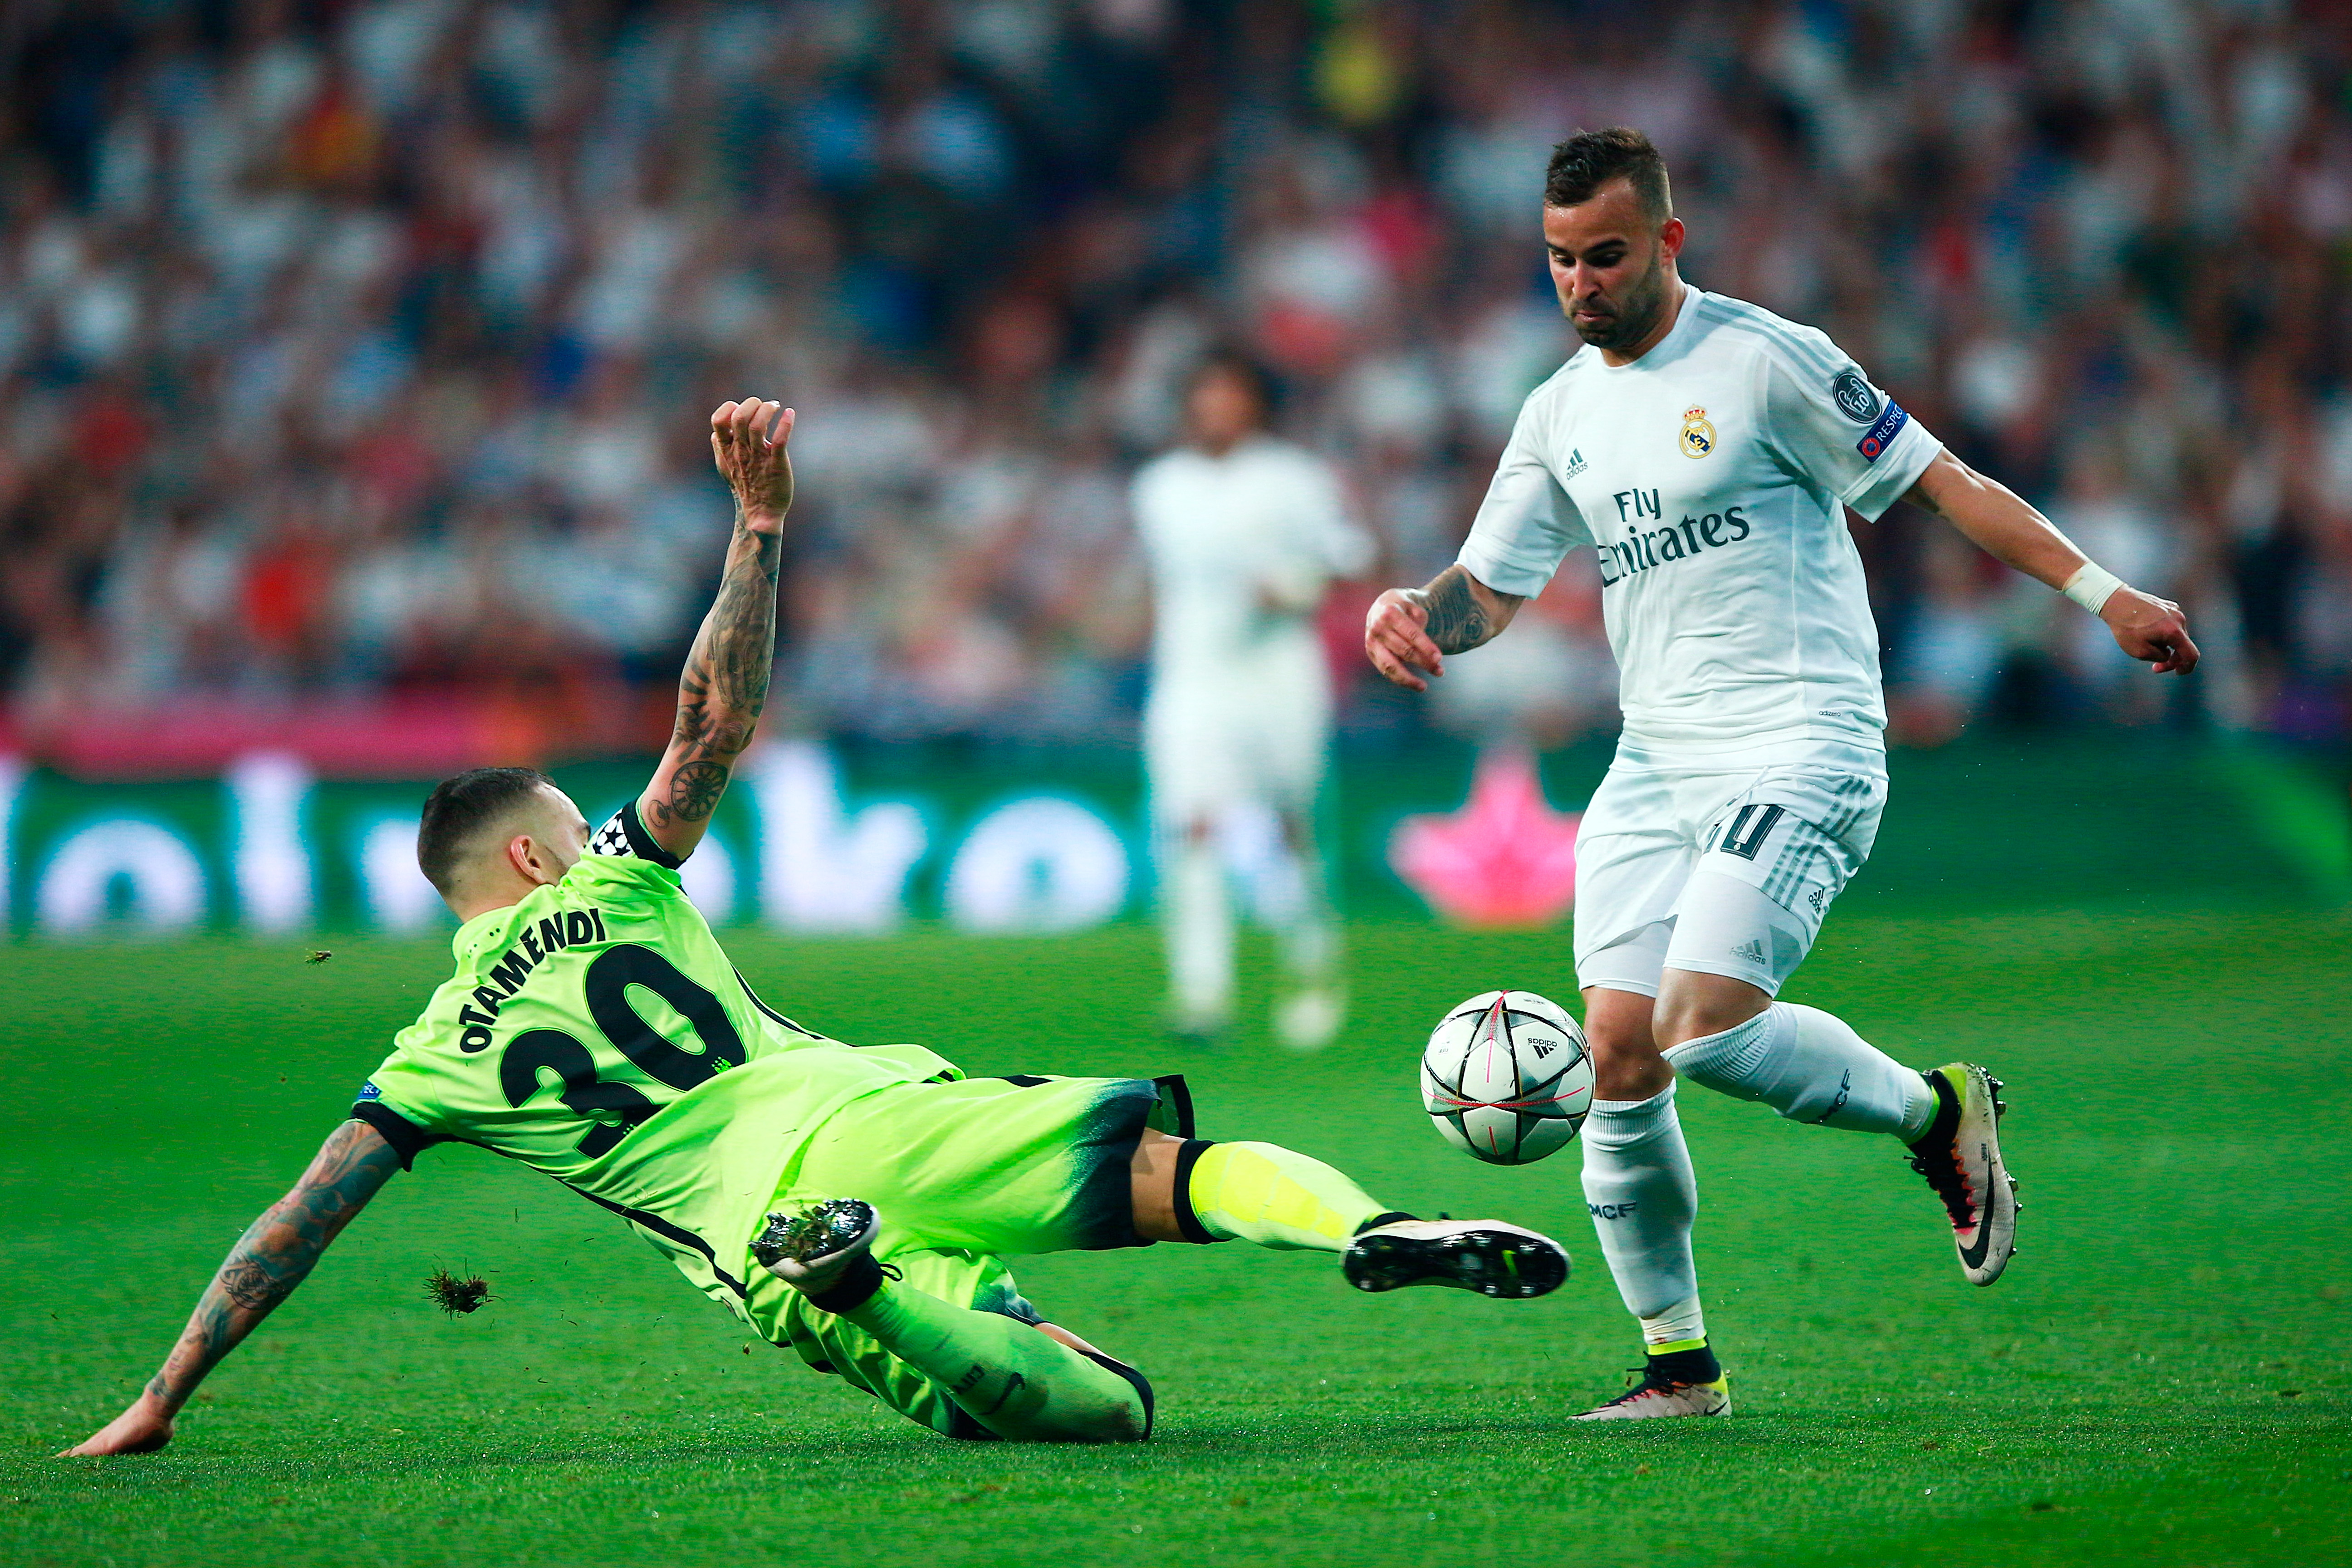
[
  {"xmin": 1640, "ymin": 1293, "xmax": 1707, "ymax": 1348},
  {"xmin": 1665, "ymin": 1001, "xmax": 1936, "ymax": 1139},
  {"xmin": 1162, "ymin": 839, "xmax": 1231, "ymax": 1026},
  {"xmin": 1578, "ymin": 1083, "xmax": 1701, "ymax": 1322}
]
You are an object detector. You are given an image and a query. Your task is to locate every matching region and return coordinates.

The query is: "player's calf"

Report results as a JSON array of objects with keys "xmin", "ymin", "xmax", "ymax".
[
  {"xmin": 757, "ymin": 1198, "xmax": 1148, "ymax": 1443},
  {"xmin": 1160, "ymin": 1137, "xmax": 1569, "ymax": 1299}
]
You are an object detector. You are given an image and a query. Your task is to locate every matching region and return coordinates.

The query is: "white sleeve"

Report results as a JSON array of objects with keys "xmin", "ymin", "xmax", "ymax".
[
  {"xmin": 1455, "ymin": 396, "xmax": 1590, "ymax": 598},
  {"xmin": 1762, "ymin": 344, "xmax": 1940, "ymax": 521}
]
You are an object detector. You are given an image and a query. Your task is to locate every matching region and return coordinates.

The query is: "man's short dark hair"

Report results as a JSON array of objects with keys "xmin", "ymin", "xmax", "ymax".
[
  {"xmin": 417, "ymin": 766, "xmax": 554, "ymax": 894},
  {"xmin": 1189, "ymin": 348, "xmax": 1280, "ymax": 418},
  {"xmin": 1544, "ymin": 127, "xmax": 1672, "ymax": 222}
]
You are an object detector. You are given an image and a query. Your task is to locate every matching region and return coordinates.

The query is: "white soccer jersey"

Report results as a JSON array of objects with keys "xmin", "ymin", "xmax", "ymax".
[
  {"xmin": 1132, "ymin": 436, "xmax": 1371, "ymax": 698},
  {"xmin": 1457, "ymin": 285, "xmax": 1941, "ymax": 753}
]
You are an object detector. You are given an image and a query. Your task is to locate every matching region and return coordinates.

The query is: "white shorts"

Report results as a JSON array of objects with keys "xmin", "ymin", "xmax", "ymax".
[
  {"xmin": 1146, "ymin": 679, "xmax": 1330, "ymax": 823},
  {"xmin": 1573, "ymin": 738, "xmax": 1887, "ymax": 998}
]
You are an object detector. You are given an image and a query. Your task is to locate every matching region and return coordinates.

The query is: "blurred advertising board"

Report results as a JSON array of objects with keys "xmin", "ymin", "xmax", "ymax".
[{"xmin": 0, "ymin": 736, "xmax": 2337, "ymax": 940}]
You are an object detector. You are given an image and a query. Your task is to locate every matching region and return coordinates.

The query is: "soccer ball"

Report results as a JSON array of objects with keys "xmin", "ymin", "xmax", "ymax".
[{"xmin": 1421, "ymin": 990, "xmax": 1595, "ymax": 1165}]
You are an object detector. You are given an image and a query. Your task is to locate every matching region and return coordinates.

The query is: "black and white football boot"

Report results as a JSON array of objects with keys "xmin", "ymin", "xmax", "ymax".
[
  {"xmin": 1342, "ymin": 1217, "xmax": 1568, "ymax": 1300},
  {"xmin": 1906, "ymin": 1064, "xmax": 2019, "ymax": 1286},
  {"xmin": 753, "ymin": 1198, "xmax": 881, "ymax": 1296}
]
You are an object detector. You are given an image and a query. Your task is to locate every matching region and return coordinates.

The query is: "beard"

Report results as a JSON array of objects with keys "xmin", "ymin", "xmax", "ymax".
[{"xmin": 1567, "ymin": 251, "xmax": 1669, "ymax": 351}]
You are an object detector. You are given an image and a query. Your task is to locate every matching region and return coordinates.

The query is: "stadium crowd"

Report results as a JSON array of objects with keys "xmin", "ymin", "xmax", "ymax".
[{"xmin": 0, "ymin": 0, "xmax": 2347, "ymax": 760}]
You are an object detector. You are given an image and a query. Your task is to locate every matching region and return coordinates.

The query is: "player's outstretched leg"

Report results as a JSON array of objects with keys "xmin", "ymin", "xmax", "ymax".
[
  {"xmin": 1662, "ymin": 992, "xmax": 2019, "ymax": 1285},
  {"xmin": 1170, "ymin": 1139, "xmax": 1568, "ymax": 1300},
  {"xmin": 756, "ymin": 1200, "xmax": 1150, "ymax": 1443}
]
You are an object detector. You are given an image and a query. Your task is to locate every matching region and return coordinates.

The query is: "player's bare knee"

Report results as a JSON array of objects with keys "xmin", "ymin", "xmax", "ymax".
[{"xmin": 1651, "ymin": 973, "xmax": 1770, "ymax": 1051}]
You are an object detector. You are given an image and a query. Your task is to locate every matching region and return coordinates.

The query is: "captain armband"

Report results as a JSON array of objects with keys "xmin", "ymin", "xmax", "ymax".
[{"xmin": 2060, "ymin": 562, "xmax": 2125, "ymax": 616}]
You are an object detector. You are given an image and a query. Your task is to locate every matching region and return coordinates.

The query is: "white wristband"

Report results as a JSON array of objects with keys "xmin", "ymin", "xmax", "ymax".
[{"xmin": 2061, "ymin": 563, "xmax": 2125, "ymax": 615}]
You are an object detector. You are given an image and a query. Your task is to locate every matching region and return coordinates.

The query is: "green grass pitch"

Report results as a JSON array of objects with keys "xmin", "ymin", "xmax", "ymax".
[{"xmin": 4, "ymin": 910, "xmax": 2348, "ymax": 1566}]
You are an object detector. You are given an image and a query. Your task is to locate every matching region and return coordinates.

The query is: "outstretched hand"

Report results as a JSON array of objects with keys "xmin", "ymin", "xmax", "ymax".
[
  {"xmin": 1364, "ymin": 588, "xmax": 1443, "ymax": 691},
  {"xmin": 2102, "ymin": 587, "xmax": 2200, "ymax": 675},
  {"xmin": 710, "ymin": 399, "xmax": 796, "ymax": 532},
  {"xmin": 61, "ymin": 1395, "xmax": 172, "ymax": 1458}
]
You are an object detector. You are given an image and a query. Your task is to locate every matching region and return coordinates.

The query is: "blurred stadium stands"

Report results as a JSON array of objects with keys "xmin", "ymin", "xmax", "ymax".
[{"xmin": 0, "ymin": 0, "xmax": 2347, "ymax": 773}]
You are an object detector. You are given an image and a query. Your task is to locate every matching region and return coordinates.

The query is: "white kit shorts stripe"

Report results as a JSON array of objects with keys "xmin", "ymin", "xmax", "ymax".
[{"xmin": 1573, "ymin": 740, "xmax": 1888, "ymax": 997}]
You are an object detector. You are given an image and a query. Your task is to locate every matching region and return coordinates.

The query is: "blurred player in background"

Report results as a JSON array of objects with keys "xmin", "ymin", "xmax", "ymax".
[
  {"xmin": 1366, "ymin": 130, "xmax": 2197, "ymax": 1421},
  {"xmin": 1133, "ymin": 354, "xmax": 1372, "ymax": 1050},
  {"xmin": 66, "ymin": 397, "xmax": 1570, "ymax": 1459}
]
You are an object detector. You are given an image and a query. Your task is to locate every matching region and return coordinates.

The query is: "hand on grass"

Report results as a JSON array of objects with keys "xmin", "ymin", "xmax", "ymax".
[
  {"xmin": 709, "ymin": 399, "xmax": 796, "ymax": 534},
  {"xmin": 61, "ymin": 1394, "xmax": 173, "ymax": 1457}
]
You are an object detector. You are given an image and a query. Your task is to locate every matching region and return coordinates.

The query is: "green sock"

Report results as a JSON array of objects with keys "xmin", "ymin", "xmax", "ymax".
[
  {"xmin": 1184, "ymin": 1141, "xmax": 1388, "ymax": 1252},
  {"xmin": 840, "ymin": 1283, "xmax": 1148, "ymax": 1442}
]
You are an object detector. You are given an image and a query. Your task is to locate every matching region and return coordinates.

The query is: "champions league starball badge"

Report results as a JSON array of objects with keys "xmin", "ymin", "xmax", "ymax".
[{"xmin": 1832, "ymin": 367, "xmax": 1880, "ymax": 422}]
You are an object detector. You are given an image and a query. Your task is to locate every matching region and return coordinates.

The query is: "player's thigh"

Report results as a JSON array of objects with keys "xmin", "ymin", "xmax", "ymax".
[
  {"xmin": 1245, "ymin": 683, "xmax": 1331, "ymax": 818},
  {"xmin": 783, "ymin": 1074, "xmax": 1175, "ymax": 1258},
  {"xmin": 1664, "ymin": 766, "xmax": 1886, "ymax": 995},
  {"xmin": 1572, "ymin": 764, "xmax": 1695, "ymax": 1001},
  {"xmin": 1146, "ymin": 699, "xmax": 1243, "ymax": 828},
  {"xmin": 778, "ymin": 1248, "xmax": 1042, "ymax": 1439}
]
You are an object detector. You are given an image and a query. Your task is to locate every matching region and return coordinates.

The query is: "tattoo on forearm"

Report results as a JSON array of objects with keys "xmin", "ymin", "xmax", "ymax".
[
  {"xmin": 652, "ymin": 512, "xmax": 781, "ymax": 827},
  {"xmin": 143, "ymin": 1122, "xmax": 400, "ymax": 1413},
  {"xmin": 663, "ymin": 760, "xmax": 730, "ymax": 823},
  {"xmin": 219, "ymin": 1256, "xmax": 308, "ymax": 1312},
  {"xmin": 1419, "ymin": 567, "xmax": 1493, "ymax": 654}
]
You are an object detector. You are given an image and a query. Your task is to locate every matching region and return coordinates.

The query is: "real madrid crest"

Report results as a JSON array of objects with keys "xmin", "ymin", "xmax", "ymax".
[{"xmin": 1679, "ymin": 406, "xmax": 1716, "ymax": 459}]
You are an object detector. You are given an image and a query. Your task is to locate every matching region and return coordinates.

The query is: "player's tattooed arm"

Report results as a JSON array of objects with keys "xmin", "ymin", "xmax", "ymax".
[
  {"xmin": 62, "ymin": 1120, "xmax": 402, "ymax": 1457},
  {"xmin": 640, "ymin": 399, "xmax": 796, "ymax": 857},
  {"xmin": 1364, "ymin": 565, "xmax": 1523, "ymax": 691},
  {"xmin": 1413, "ymin": 566, "xmax": 1509, "ymax": 654}
]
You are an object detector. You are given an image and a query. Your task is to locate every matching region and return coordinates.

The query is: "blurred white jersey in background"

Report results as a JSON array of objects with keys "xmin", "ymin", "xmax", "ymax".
[
  {"xmin": 1134, "ymin": 436, "xmax": 1371, "ymax": 814},
  {"xmin": 1131, "ymin": 435, "xmax": 1372, "ymax": 1048}
]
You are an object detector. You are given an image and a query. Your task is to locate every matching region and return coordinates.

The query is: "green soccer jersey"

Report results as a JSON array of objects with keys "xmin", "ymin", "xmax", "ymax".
[{"xmin": 353, "ymin": 803, "xmax": 961, "ymax": 1323}]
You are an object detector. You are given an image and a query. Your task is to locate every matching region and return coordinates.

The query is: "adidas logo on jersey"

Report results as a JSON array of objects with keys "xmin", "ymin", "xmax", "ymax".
[
  {"xmin": 1563, "ymin": 448, "xmax": 1588, "ymax": 480},
  {"xmin": 1733, "ymin": 939, "xmax": 1767, "ymax": 964}
]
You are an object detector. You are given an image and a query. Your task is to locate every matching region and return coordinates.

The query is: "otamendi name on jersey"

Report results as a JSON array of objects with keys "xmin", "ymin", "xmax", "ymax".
[{"xmin": 455, "ymin": 905, "xmax": 610, "ymax": 1052}]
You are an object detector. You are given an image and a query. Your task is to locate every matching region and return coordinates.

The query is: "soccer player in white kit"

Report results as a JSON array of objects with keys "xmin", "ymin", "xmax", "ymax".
[
  {"xmin": 1134, "ymin": 354, "xmax": 1373, "ymax": 1049},
  {"xmin": 1366, "ymin": 130, "xmax": 2198, "ymax": 1420}
]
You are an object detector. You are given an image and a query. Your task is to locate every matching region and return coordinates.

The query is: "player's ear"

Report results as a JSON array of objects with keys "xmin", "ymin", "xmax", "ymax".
[
  {"xmin": 507, "ymin": 833, "xmax": 560, "ymax": 888},
  {"xmin": 1657, "ymin": 215, "xmax": 1686, "ymax": 262}
]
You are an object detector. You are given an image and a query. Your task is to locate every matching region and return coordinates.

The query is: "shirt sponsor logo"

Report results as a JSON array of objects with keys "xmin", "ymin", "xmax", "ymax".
[
  {"xmin": 1855, "ymin": 400, "xmax": 1910, "ymax": 462},
  {"xmin": 1679, "ymin": 406, "xmax": 1716, "ymax": 459},
  {"xmin": 1597, "ymin": 490, "xmax": 1752, "ymax": 586},
  {"xmin": 1832, "ymin": 367, "xmax": 1880, "ymax": 423},
  {"xmin": 1563, "ymin": 446, "xmax": 1588, "ymax": 480}
]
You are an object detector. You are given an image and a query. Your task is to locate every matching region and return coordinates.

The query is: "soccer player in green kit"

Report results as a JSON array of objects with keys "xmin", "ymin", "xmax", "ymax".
[{"xmin": 66, "ymin": 398, "xmax": 1570, "ymax": 1455}]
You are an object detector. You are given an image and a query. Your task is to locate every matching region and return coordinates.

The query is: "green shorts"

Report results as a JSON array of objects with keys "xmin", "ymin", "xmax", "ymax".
[{"xmin": 745, "ymin": 1073, "xmax": 1191, "ymax": 1436}]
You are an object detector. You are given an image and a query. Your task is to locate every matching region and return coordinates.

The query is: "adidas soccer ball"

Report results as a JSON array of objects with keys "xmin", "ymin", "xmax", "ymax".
[{"xmin": 1421, "ymin": 990, "xmax": 1595, "ymax": 1165}]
